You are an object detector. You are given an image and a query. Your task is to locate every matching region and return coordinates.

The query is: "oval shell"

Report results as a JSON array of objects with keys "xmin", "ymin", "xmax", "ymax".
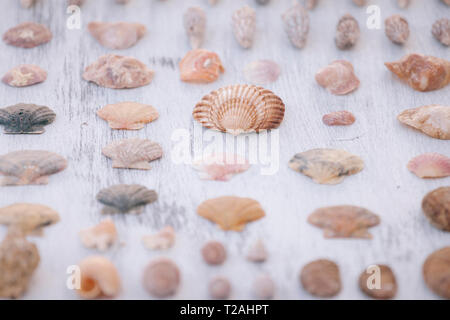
[
  {"xmin": 192, "ymin": 153, "xmax": 250, "ymax": 181},
  {"xmin": 88, "ymin": 22, "xmax": 146, "ymax": 50},
  {"xmin": 209, "ymin": 276, "xmax": 231, "ymax": 299},
  {"xmin": 282, "ymin": 3, "xmax": 309, "ymax": 49},
  {"xmin": 2, "ymin": 64, "xmax": 47, "ymax": 87},
  {"xmin": 359, "ymin": 265, "xmax": 397, "ymax": 299},
  {"xmin": 243, "ymin": 60, "xmax": 280, "ymax": 85},
  {"xmin": 300, "ymin": 259, "xmax": 341, "ymax": 298},
  {"xmin": 3, "ymin": 22, "xmax": 52, "ymax": 48},
  {"xmin": 143, "ymin": 258, "xmax": 180, "ymax": 298},
  {"xmin": 322, "ymin": 110, "xmax": 355, "ymax": 126},
  {"xmin": 423, "ymin": 247, "xmax": 450, "ymax": 299},
  {"xmin": 193, "ymin": 84, "xmax": 285, "ymax": 135},
  {"xmin": 179, "ymin": 49, "xmax": 224, "ymax": 83},
  {"xmin": 0, "ymin": 103, "xmax": 55, "ymax": 134},
  {"xmin": 432, "ymin": 18, "xmax": 450, "ymax": 46},
  {"xmin": 201, "ymin": 241, "xmax": 227, "ymax": 265},
  {"xmin": 142, "ymin": 226, "xmax": 175, "ymax": 250},
  {"xmin": 397, "ymin": 105, "xmax": 450, "ymax": 140},
  {"xmin": 97, "ymin": 102, "xmax": 158, "ymax": 130},
  {"xmin": 232, "ymin": 6, "xmax": 256, "ymax": 49},
  {"xmin": 315, "ymin": 60, "xmax": 360, "ymax": 95},
  {"xmin": 79, "ymin": 219, "xmax": 118, "ymax": 251},
  {"xmin": 183, "ymin": 7, "xmax": 206, "ymax": 49},
  {"xmin": 407, "ymin": 153, "xmax": 450, "ymax": 179},
  {"xmin": 335, "ymin": 14, "xmax": 360, "ymax": 49},
  {"xmin": 422, "ymin": 186, "xmax": 450, "ymax": 232},
  {"xmin": 252, "ymin": 274, "xmax": 275, "ymax": 300}
]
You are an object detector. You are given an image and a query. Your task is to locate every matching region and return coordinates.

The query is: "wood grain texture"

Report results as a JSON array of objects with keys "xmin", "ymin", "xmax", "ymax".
[{"xmin": 0, "ymin": 0, "xmax": 448, "ymax": 300}]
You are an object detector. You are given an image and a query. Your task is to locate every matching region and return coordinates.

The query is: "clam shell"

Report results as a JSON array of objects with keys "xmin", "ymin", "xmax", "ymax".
[
  {"xmin": 197, "ymin": 196, "xmax": 265, "ymax": 231},
  {"xmin": 79, "ymin": 219, "xmax": 118, "ymax": 251},
  {"xmin": 0, "ymin": 103, "xmax": 55, "ymax": 134},
  {"xmin": 300, "ymin": 259, "xmax": 341, "ymax": 298},
  {"xmin": 142, "ymin": 226, "xmax": 175, "ymax": 250},
  {"xmin": 3, "ymin": 22, "xmax": 52, "ymax": 48},
  {"xmin": 243, "ymin": 60, "xmax": 280, "ymax": 85},
  {"xmin": 88, "ymin": 22, "xmax": 146, "ymax": 50},
  {"xmin": 102, "ymin": 138, "xmax": 163, "ymax": 170},
  {"xmin": 359, "ymin": 265, "xmax": 397, "ymax": 299},
  {"xmin": 143, "ymin": 258, "xmax": 180, "ymax": 298},
  {"xmin": 0, "ymin": 150, "xmax": 67, "ymax": 186},
  {"xmin": 407, "ymin": 153, "xmax": 450, "ymax": 179},
  {"xmin": 193, "ymin": 84, "xmax": 285, "ymax": 135},
  {"xmin": 397, "ymin": 105, "xmax": 450, "ymax": 140},
  {"xmin": 422, "ymin": 186, "xmax": 450, "ymax": 232},
  {"xmin": 232, "ymin": 6, "xmax": 256, "ymax": 49},
  {"xmin": 183, "ymin": 7, "xmax": 206, "ymax": 49},
  {"xmin": 96, "ymin": 184, "xmax": 157, "ymax": 214},
  {"xmin": 2, "ymin": 64, "xmax": 47, "ymax": 87},
  {"xmin": 322, "ymin": 110, "xmax": 355, "ymax": 126},
  {"xmin": 209, "ymin": 276, "xmax": 231, "ymax": 299},
  {"xmin": 179, "ymin": 49, "xmax": 224, "ymax": 83},
  {"xmin": 97, "ymin": 102, "xmax": 158, "ymax": 130},
  {"xmin": 289, "ymin": 148, "xmax": 364, "ymax": 185},
  {"xmin": 315, "ymin": 60, "xmax": 360, "ymax": 95},
  {"xmin": 423, "ymin": 247, "xmax": 450, "ymax": 299},
  {"xmin": 192, "ymin": 153, "xmax": 250, "ymax": 181}
]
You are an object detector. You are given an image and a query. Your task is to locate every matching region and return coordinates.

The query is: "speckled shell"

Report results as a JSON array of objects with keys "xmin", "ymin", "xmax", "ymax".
[
  {"xmin": 183, "ymin": 7, "xmax": 206, "ymax": 49},
  {"xmin": 397, "ymin": 0, "xmax": 410, "ymax": 8},
  {"xmin": 289, "ymin": 148, "xmax": 364, "ymax": 185},
  {"xmin": 97, "ymin": 102, "xmax": 158, "ymax": 130},
  {"xmin": 422, "ymin": 187, "xmax": 450, "ymax": 232},
  {"xmin": 88, "ymin": 22, "xmax": 146, "ymax": 50},
  {"xmin": 2, "ymin": 64, "xmax": 47, "ymax": 87},
  {"xmin": 359, "ymin": 265, "xmax": 397, "ymax": 299},
  {"xmin": 407, "ymin": 153, "xmax": 450, "ymax": 179},
  {"xmin": 282, "ymin": 2, "xmax": 309, "ymax": 49},
  {"xmin": 193, "ymin": 84, "xmax": 285, "ymax": 135},
  {"xmin": 232, "ymin": 6, "xmax": 256, "ymax": 49},
  {"xmin": 3, "ymin": 22, "xmax": 52, "ymax": 48},
  {"xmin": 423, "ymin": 247, "xmax": 450, "ymax": 299},
  {"xmin": 96, "ymin": 184, "xmax": 157, "ymax": 215},
  {"xmin": 179, "ymin": 49, "xmax": 224, "ymax": 83},
  {"xmin": 0, "ymin": 104, "xmax": 55, "ymax": 134},
  {"xmin": 0, "ymin": 150, "xmax": 67, "ymax": 186},
  {"xmin": 143, "ymin": 258, "xmax": 180, "ymax": 298},
  {"xmin": 300, "ymin": 259, "xmax": 341, "ymax": 298},
  {"xmin": 397, "ymin": 105, "xmax": 450, "ymax": 140},
  {"xmin": 315, "ymin": 60, "xmax": 360, "ymax": 95},
  {"xmin": 385, "ymin": 15, "xmax": 409, "ymax": 45}
]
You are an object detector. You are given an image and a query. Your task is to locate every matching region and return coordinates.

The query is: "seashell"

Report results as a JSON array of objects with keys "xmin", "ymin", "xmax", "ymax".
[
  {"xmin": 232, "ymin": 5, "xmax": 256, "ymax": 49},
  {"xmin": 79, "ymin": 219, "xmax": 118, "ymax": 251},
  {"xmin": 0, "ymin": 103, "xmax": 55, "ymax": 134},
  {"xmin": 252, "ymin": 274, "xmax": 275, "ymax": 299},
  {"xmin": 397, "ymin": 0, "xmax": 410, "ymax": 8},
  {"xmin": 308, "ymin": 205, "xmax": 380, "ymax": 238},
  {"xmin": 359, "ymin": 265, "xmax": 397, "ymax": 299},
  {"xmin": 407, "ymin": 153, "xmax": 450, "ymax": 179},
  {"xmin": 97, "ymin": 102, "xmax": 158, "ymax": 130},
  {"xmin": 142, "ymin": 226, "xmax": 175, "ymax": 250},
  {"xmin": 3, "ymin": 22, "xmax": 52, "ymax": 48},
  {"xmin": 201, "ymin": 241, "xmax": 227, "ymax": 265},
  {"xmin": 76, "ymin": 256, "xmax": 121, "ymax": 299},
  {"xmin": 300, "ymin": 259, "xmax": 341, "ymax": 298},
  {"xmin": 68, "ymin": 0, "xmax": 85, "ymax": 6},
  {"xmin": 116, "ymin": 0, "xmax": 131, "ymax": 4},
  {"xmin": 255, "ymin": 0, "xmax": 270, "ymax": 4},
  {"xmin": 246, "ymin": 239, "xmax": 267, "ymax": 263},
  {"xmin": 183, "ymin": 7, "xmax": 206, "ymax": 49},
  {"xmin": 385, "ymin": 54, "xmax": 450, "ymax": 92},
  {"xmin": 193, "ymin": 84, "xmax": 285, "ymax": 135},
  {"xmin": 102, "ymin": 138, "xmax": 162, "ymax": 170},
  {"xmin": 385, "ymin": 15, "xmax": 409, "ymax": 45},
  {"xmin": 423, "ymin": 247, "xmax": 450, "ymax": 299},
  {"xmin": 304, "ymin": 0, "xmax": 318, "ymax": 10},
  {"xmin": 315, "ymin": 60, "xmax": 360, "ymax": 95},
  {"xmin": 432, "ymin": 18, "xmax": 450, "ymax": 46},
  {"xmin": 322, "ymin": 110, "xmax": 355, "ymax": 126},
  {"xmin": 208, "ymin": 0, "xmax": 218, "ymax": 5},
  {"xmin": 143, "ymin": 258, "xmax": 180, "ymax": 298},
  {"xmin": 197, "ymin": 196, "xmax": 265, "ymax": 231},
  {"xmin": 192, "ymin": 153, "xmax": 250, "ymax": 181},
  {"xmin": 352, "ymin": 0, "xmax": 366, "ymax": 6},
  {"xmin": 422, "ymin": 186, "xmax": 450, "ymax": 232},
  {"xmin": 88, "ymin": 22, "xmax": 146, "ymax": 50},
  {"xmin": 397, "ymin": 105, "xmax": 450, "ymax": 140},
  {"xmin": 179, "ymin": 49, "xmax": 224, "ymax": 83},
  {"xmin": 2, "ymin": 64, "xmax": 47, "ymax": 87},
  {"xmin": 0, "ymin": 150, "xmax": 67, "ymax": 186},
  {"xmin": 442, "ymin": 0, "xmax": 450, "ymax": 5},
  {"xmin": 209, "ymin": 276, "xmax": 231, "ymax": 299},
  {"xmin": 335, "ymin": 14, "xmax": 360, "ymax": 49},
  {"xmin": 243, "ymin": 60, "xmax": 280, "ymax": 85},
  {"xmin": 96, "ymin": 184, "xmax": 157, "ymax": 215},
  {"xmin": 289, "ymin": 148, "xmax": 364, "ymax": 185},
  {"xmin": 83, "ymin": 54, "xmax": 154, "ymax": 89},
  {"xmin": 20, "ymin": 0, "xmax": 35, "ymax": 8},
  {"xmin": 282, "ymin": 2, "xmax": 309, "ymax": 49},
  {"xmin": 0, "ymin": 233, "xmax": 39, "ymax": 298}
]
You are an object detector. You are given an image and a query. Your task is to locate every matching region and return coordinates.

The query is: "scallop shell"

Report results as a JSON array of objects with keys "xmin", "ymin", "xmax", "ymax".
[
  {"xmin": 79, "ymin": 219, "xmax": 118, "ymax": 251},
  {"xmin": 359, "ymin": 265, "xmax": 397, "ymax": 299},
  {"xmin": 201, "ymin": 241, "xmax": 227, "ymax": 265},
  {"xmin": 193, "ymin": 84, "xmax": 285, "ymax": 135},
  {"xmin": 252, "ymin": 274, "xmax": 275, "ymax": 299},
  {"xmin": 246, "ymin": 239, "xmax": 268, "ymax": 263},
  {"xmin": 315, "ymin": 60, "xmax": 360, "ymax": 95},
  {"xmin": 232, "ymin": 6, "xmax": 256, "ymax": 49},
  {"xmin": 397, "ymin": 105, "xmax": 450, "ymax": 140},
  {"xmin": 197, "ymin": 196, "xmax": 265, "ymax": 231},
  {"xmin": 422, "ymin": 186, "xmax": 450, "ymax": 232},
  {"xmin": 88, "ymin": 22, "xmax": 146, "ymax": 50},
  {"xmin": 0, "ymin": 103, "xmax": 55, "ymax": 134},
  {"xmin": 407, "ymin": 153, "xmax": 450, "ymax": 179},
  {"xmin": 142, "ymin": 226, "xmax": 175, "ymax": 250},
  {"xmin": 385, "ymin": 54, "xmax": 450, "ymax": 92},
  {"xmin": 423, "ymin": 247, "xmax": 450, "ymax": 299},
  {"xmin": 192, "ymin": 153, "xmax": 250, "ymax": 181},
  {"xmin": 289, "ymin": 148, "xmax": 364, "ymax": 185},
  {"xmin": 183, "ymin": 7, "xmax": 206, "ymax": 49},
  {"xmin": 0, "ymin": 150, "xmax": 67, "ymax": 186},
  {"xmin": 143, "ymin": 258, "xmax": 180, "ymax": 298},
  {"xmin": 209, "ymin": 276, "xmax": 231, "ymax": 299},
  {"xmin": 97, "ymin": 102, "xmax": 158, "ymax": 130},
  {"xmin": 3, "ymin": 22, "xmax": 52, "ymax": 48},
  {"xmin": 300, "ymin": 259, "xmax": 341, "ymax": 298},
  {"xmin": 96, "ymin": 184, "xmax": 157, "ymax": 215},
  {"xmin": 179, "ymin": 49, "xmax": 224, "ymax": 83},
  {"xmin": 102, "ymin": 138, "xmax": 163, "ymax": 170},
  {"xmin": 308, "ymin": 205, "xmax": 380, "ymax": 238},
  {"xmin": 2, "ymin": 64, "xmax": 47, "ymax": 87},
  {"xmin": 282, "ymin": 2, "xmax": 309, "ymax": 49},
  {"xmin": 322, "ymin": 110, "xmax": 355, "ymax": 126},
  {"xmin": 243, "ymin": 60, "xmax": 280, "ymax": 85}
]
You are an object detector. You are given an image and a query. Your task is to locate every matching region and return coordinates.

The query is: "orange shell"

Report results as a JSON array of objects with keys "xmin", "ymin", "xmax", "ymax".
[{"xmin": 179, "ymin": 49, "xmax": 224, "ymax": 83}]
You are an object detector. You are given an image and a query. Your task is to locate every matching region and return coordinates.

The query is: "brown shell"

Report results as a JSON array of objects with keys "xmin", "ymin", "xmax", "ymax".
[
  {"xmin": 83, "ymin": 54, "xmax": 154, "ymax": 89},
  {"xmin": 423, "ymin": 247, "xmax": 450, "ymax": 299},
  {"xmin": 308, "ymin": 205, "xmax": 380, "ymax": 239},
  {"xmin": 407, "ymin": 153, "xmax": 450, "ymax": 179},
  {"xmin": 359, "ymin": 265, "xmax": 397, "ymax": 299},
  {"xmin": 300, "ymin": 259, "xmax": 341, "ymax": 298},
  {"xmin": 335, "ymin": 14, "xmax": 360, "ymax": 50},
  {"xmin": 79, "ymin": 219, "xmax": 118, "ymax": 251},
  {"xmin": 209, "ymin": 276, "xmax": 231, "ymax": 299},
  {"xmin": 201, "ymin": 241, "xmax": 227, "ymax": 265},
  {"xmin": 432, "ymin": 18, "xmax": 450, "ymax": 46},
  {"xmin": 385, "ymin": 15, "xmax": 409, "ymax": 45},
  {"xmin": 0, "ymin": 150, "xmax": 67, "ymax": 186},
  {"xmin": 315, "ymin": 60, "xmax": 360, "ymax": 95},
  {"xmin": 193, "ymin": 84, "xmax": 285, "ymax": 135},
  {"xmin": 0, "ymin": 103, "xmax": 56, "ymax": 134},
  {"xmin": 322, "ymin": 110, "xmax": 355, "ymax": 126},
  {"xmin": 143, "ymin": 258, "xmax": 180, "ymax": 298},
  {"xmin": 232, "ymin": 6, "xmax": 256, "ymax": 49},
  {"xmin": 179, "ymin": 49, "xmax": 224, "ymax": 83},
  {"xmin": 88, "ymin": 22, "xmax": 146, "ymax": 50},
  {"xmin": 385, "ymin": 54, "xmax": 450, "ymax": 92},
  {"xmin": 197, "ymin": 196, "xmax": 265, "ymax": 231},
  {"xmin": 422, "ymin": 187, "xmax": 450, "ymax": 232},
  {"xmin": 2, "ymin": 64, "xmax": 47, "ymax": 87},
  {"xmin": 3, "ymin": 22, "xmax": 52, "ymax": 48},
  {"xmin": 397, "ymin": 105, "xmax": 450, "ymax": 140},
  {"xmin": 183, "ymin": 7, "xmax": 206, "ymax": 49},
  {"xmin": 97, "ymin": 102, "xmax": 158, "ymax": 130}
]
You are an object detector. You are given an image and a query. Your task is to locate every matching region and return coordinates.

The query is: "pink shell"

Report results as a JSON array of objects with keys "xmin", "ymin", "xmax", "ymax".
[
  {"xmin": 407, "ymin": 153, "xmax": 450, "ymax": 179},
  {"xmin": 192, "ymin": 153, "xmax": 250, "ymax": 181},
  {"xmin": 2, "ymin": 64, "xmax": 47, "ymax": 87},
  {"xmin": 315, "ymin": 60, "xmax": 360, "ymax": 95},
  {"xmin": 322, "ymin": 111, "xmax": 355, "ymax": 126},
  {"xmin": 243, "ymin": 60, "xmax": 281, "ymax": 85}
]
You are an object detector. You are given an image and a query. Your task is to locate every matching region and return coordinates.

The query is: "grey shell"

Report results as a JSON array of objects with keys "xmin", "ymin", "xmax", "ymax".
[
  {"xmin": 96, "ymin": 184, "xmax": 158, "ymax": 214},
  {"xmin": 0, "ymin": 104, "xmax": 55, "ymax": 134}
]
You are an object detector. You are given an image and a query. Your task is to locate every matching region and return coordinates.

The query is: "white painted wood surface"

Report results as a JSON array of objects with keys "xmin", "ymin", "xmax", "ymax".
[{"xmin": 0, "ymin": 0, "xmax": 448, "ymax": 300}]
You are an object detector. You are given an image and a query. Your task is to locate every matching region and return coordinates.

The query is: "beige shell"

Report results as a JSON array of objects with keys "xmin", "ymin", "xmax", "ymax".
[
  {"xmin": 197, "ymin": 196, "xmax": 265, "ymax": 231},
  {"xmin": 335, "ymin": 14, "xmax": 360, "ymax": 49},
  {"xmin": 0, "ymin": 150, "xmax": 67, "ymax": 186},
  {"xmin": 423, "ymin": 247, "xmax": 450, "ymax": 299},
  {"xmin": 143, "ymin": 258, "xmax": 180, "ymax": 298},
  {"xmin": 289, "ymin": 148, "xmax": 364, "ymax": 185},
  {"xmin": 2, "ymin": 64, "xmax": 47, "ymax": 87},
  {"xmin": 102, "ymin": 138, "xmax": 163, "ymax": 170},
  {"xmin": 88, "ymin": 22, "xmax": 146, "ymax": 50},
  {"xmin": 300, "ymin": 259, "xmax": 341, "ymax": 298},
  {"xmin": 142, "ymin": 226, "xmax": 175, "ymax": 250},
  {"xmin": 79, "ymin": 219, "xmax": 118, "ymax": 251},
  {"xmin": 232, "ymin": 6, "xmax": 256, "ymax": 49},
  {"xmin": 179, "ymin": 49, "xmax": 224, "ymax": 83},
  {"xmin": 407, "ymin": 153, "xmax": 450, "ymax": 179},
  {"xmin": 385, "ymin": 15, "xmax": 409, "ymax": 45},
  {"xmin": 398, "ymin": 105, "xmax": 450, "ymax": 140},
  {"xmin": 315, "ymin": 60, "xmax": 360, "ymax": 95},
  {"xmin": 97, "ymin": 102, "xmax": 158, "ymax": 130},
  {"xmin": 193, "ymin": 84, "xmax": 285, "ymax": 135},
  {"xmin": 397, "ymin": 0, "xmax": 410, "ymax": 8},
  {"xmin": 359, "ymin": 265, "xmax": 397, "ymax": 299}
]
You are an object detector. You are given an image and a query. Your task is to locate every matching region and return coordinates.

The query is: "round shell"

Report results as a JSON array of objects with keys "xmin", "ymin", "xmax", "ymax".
[
  {"xmin": 209, "ymin": 276, "xmax": 231, "ymax": 299},
  {"xmin": 201, "ymin": 241, "xmax": 227, "ymax": 265},
  {"xmin": 96, "ymin": 184, "xmax": 158, "ymax": 214},
  {"xmin": 422, "ymin": 186, "xmax": 450, "ymax": 231},
  {"xmin": 300, "ymin": 259, "xmax": 341, "ymax": 297},
  {"xmin": 423, "ymin": 247, "xmax": 450, "ymax": 299},
  {"xmin": 88, "ymin": 22, "xmax": 146, "ymax": 50},
  {"xmin": 97, "ymin": 102, "xmax": 158, "ymax": 130},
  {"xmin": 193, "ymin": 84, "xmax": 285, "ymax": 135},
  {"xmin": 359, "ymin": 265, "xmax": 397, "ymax": 299},
  {"xmin": 407, "ymin": 153, "xmax": 450, "ymax": 179},
  {"xmin": 0, "ymin": 103, "xmax": 55, "ymax": 134},
  {"xmin": 143, "ymin": 258, "xmax": 180, "ymax": 298}
]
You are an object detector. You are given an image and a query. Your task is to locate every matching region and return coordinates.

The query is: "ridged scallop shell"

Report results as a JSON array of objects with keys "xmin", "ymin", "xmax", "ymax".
[
  {"xmin": 183, "ymin": 7, "xmax": 206, "ymax": 49},
  {"xmin": 197, "ymin": 196, "xmax": 265, "ymax": 231},
  {"xmin": 79, "ymin": 219, "xmax": 118, "ymax": 251},
  {"xmin": 243, "ymin": 60, "xmax": 280, "ymax": 85},
  {"xmin": 179, "ymin": 49, "xmax": 224, "ymax": 83},
  {"xmin": 300, "ymin": 259, "xmax": 341, "ymax": 298},
  {"xmin": 289, "ymin": 148, "xmax": 364, "ymax": 185},
  {"xmin": 97, "ymin": 102, "xmax": 158, "ymax": 130},
  {"xmin": 359, "ymin": 265, "xmax": 397, "ymax": 299},
  {"xmin": 88, "ymin": 22, "xmax": 146, "ymax": 50},
  {"xmin": 0, "ymin": 103, "xmax": 55, "ymax": 134},
  {"xmin": 315, "ymin": 60, "xmax": 360, "ymax": 95},
  {"xmin": 192, "ymin": 153, "xmax": 250, "ymax": 181},
  {"xmin": 2, "ymin": 64, "xmax": 47, "ymax": 87},
  {"xmin": 143, "ymin": 258, "xmax": 180, "ymax": 298},
  {"xmin": 96, "ymin": 184, "xmax": 157, "ymax": 214},
  {"xmin": 282, "ymin": 2, "xmax": 309, "ymax": 49},
  {"xmin": 102, "ymin": 138, "xmax": 162, "ymax": 170},
  {"xmin": 397, "ymin": 105, "xmax": 450, "ymax": 140},
  {"xmin": 407, "ymin": 153, "xmax": 450, "ymax": 179},
  {"xmin": 423, "ymin": 247, "xmax": 450, "ymax": 299},
  {"xmin": 193, "ymin": 84, "xmax": 285, "ymax": 135},
  {"xmin": 232, "ymin": 6, "xmax": 256, "ymax": 49},
  {"xmin": 322, "ymin": 110, "xmax": 355, "ymax": 126},
  {"xmin": 0, "ymin": 150, "xmax": 67, "ymax": 186},
  {"xmin": 3, "ymin": 22, "xmax": 52, "ymax": 48}
]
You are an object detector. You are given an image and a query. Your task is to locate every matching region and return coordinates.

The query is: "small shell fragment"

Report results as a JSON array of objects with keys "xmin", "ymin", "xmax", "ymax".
[
  {"xmin": 322, "ymin": 110, "xmax": 355, "ymax": 126},
  {"xmin": 143, "ymin": 258, "xmax": 180, "ymax": 298},
  {"xmin": 385, "ymin": 54, "xmax": 450, "ymax": 92},
  {"xmin": 397, "ymin": 0, "xmax": 410, "ymax": 8},
  {"xmin": 97, "ymin": 102, "xmax": 158, "ymax": 130},
  {"xmin": 209, "ymin": 276, "xmax": 231, "ymax": 299},
  {"xmin": 0, "ymin": 103, "xmax": 55, "ymax": 134},
  {"xmin": 252, "ymin": 274, "xmax": 275, "ymax": 300},
  {"xmin": 315, "ymin": 60, "xmax": 360, "ymax": 95},
  {"xmin": 304, "ymin": 0, "xmax": 318, "ymax": 10},
  {"xmin": 183, "ymin": 7, "xmax": 206, "ymax": 49},
  {"xmin": 352, "ymin": 0, "xmax": 366, "ymax": 6},
  {"xmin": 102, "ymin": 138, "xmax": 163, "ymax": 170},
  {"xmin": 142, "ymin": 226, "xmax": 175, "ymax": 250},
  {"xmin": 232, "ymin": 6, "xmax": 256, "ymax": 49},
  {"xmin": 68, "ymin": 0, "xmax": 85, "ymax": 6},
  {"xmin": 432, "ymin": 18, "xmax": 450, "ymax": 46},
  {"xmin": 88, "ymin": 22, "xmax": 146, "ymax": 50},
  {"xmin": 423, "ymin": 247, "xmax": 450, "ymax": 299},
  {"xmin": 201, "ymin": 241, "xmax": 227, "ymax": 265},
  {"xmin": 79, "ymin": 219, "xmax": 118, "ymax": 251},
  {"xmin": 255, "ymin": 0, "xmax": 270, "ymax": 5},
  {"xmin": 359, "ymin": 265, "xmax": 397, "ymax": 299},
  {"xmin": 397, "ymin": 105, "xmax": 450, "ymax": 140},
  {"xmin": 300, "ymin": 259, "xmax": 341, "ymax": 298},
  {"xmin": 2, "ymin": 64, "xmax": 47, "ymax": 87},
  {"xmin": 20, "ymin": 0, "xmax": 35, "ymax": 8},
  {"xmin": 289, "ymin": 148, "xmax": 364, "ymax": 185},
  {"xmin": 407, "ymin": 153, "xmax": 450, "ymax": 179},
  {"xmin": 335, "ymin": 14, "xmax": 360, "ymax": 50},
  {"xmin": 3, "ymin": 22, "xmax": 52, "ymax": 48},
  {"xmin": 192, "ymin": 153, "xmax": 250, "ymax": 181},
  {"xmin": 179, "ymin": 49, "xmax": 224, "ymax": 83},
  {"xmin": 83, "ymin": 54, "xmax": 154, "ymax": 89},
  {"xmin": 282, "ymin": 2, "xmax": 309, "ymax": 49},
  {"xmin": 243, "ymin": 60, "xmax": 280, "ymax": 85},
  {"xmin": 246, "ymin": 239, "xmax": 268, "ymax": 263},
  {"xmin": 385, "ymin": 15, "xmax": 409, "ymax": 45},
  {"xmin": 422, "ymin": 187, "xmax": 450, "ymax": 232}
]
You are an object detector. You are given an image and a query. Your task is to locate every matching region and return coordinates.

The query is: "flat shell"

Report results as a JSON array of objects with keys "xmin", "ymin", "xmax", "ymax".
[
  {"xmin": 96, "ymin": 184, "xmax": 157, "ymax": 214},
  {"xmin": 88, "ymin": 22, "xmax": 146, "ymax": 50},
  {"xmin": 192, "ymin": 153, "xmax": 250, "ymax": 181},
  {"xmin": 423, "ymin": 247, "xmax": 450, "ymax": 299},
  {"xmin": 143, "ymin": 258, "xmax": 180, "ymax": 298},
  {"xmin": 243, "ymin": 60, "xmax": 280, "ymax": 85},
  {"xmin": 2, "ymin": 64, "xmax": 47, "ymax": 87},
  {"xmin": 359, "ymin": 265, "xmax": 397, "ymax": 299},
  {"xmin": 179, "ymin": 49, "xmax": 224, "ymax": 83},
  {"xmin": 315, "ymin": 60, "xmax": 360, "ymax": 95},
  {"xmin": 289, "ymin": 148, "xmax": 364, "ymax": 185},
  {"xmin": 3, "ymin": 22, "xmax": 52, "ymax": 48},
  {"xmin": 407, "ymin": 153, "xmax": 450, "ymax": 178},
  {"xmin": 142, "ymin": 226, "xmax": 175, "ymax": 250},
  {"xmin": 322, "ymin": 110, "xmax": 355, "ymax": 126},
  {"xmin": 422, "ymin": 187, "xmax": 450, "ymax": 231},
  {"xmin": 97, "ymin": 102, "xmax": 158, "ymax": 130},
  {"xmin": 79, "ymin": 219, "xmax": 118, "ymax": 251},
  {"xmin": 300, "ymin": 259, "xmax": 341, "ymax": 297},
  {"xmin": 183, "ymin": 7, "xmax": 206, "ymax": 49},
  {"xmin": 0, "ymin": 103, "xmax": 55, "ymax": 134},
  {"xmin": 397, "ymin": 105, "xmax": 450, "ymax": 140}
]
